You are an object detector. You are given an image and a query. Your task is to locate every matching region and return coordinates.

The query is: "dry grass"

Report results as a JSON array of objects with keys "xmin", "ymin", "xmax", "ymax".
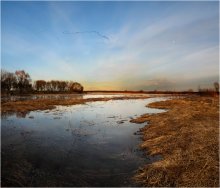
[
  {"xmin": 131, "ymin": 96, "xmax": 219, "ymax": 187},
  {"xmin": 1, "ymin": 95, "xmax": 150, "ymax": 114}
]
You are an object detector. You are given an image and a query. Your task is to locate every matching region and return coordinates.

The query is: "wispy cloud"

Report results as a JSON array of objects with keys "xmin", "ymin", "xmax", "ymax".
[{"xmin": 63, "ymin": 30, "xmax": 109, "ymax": 40}]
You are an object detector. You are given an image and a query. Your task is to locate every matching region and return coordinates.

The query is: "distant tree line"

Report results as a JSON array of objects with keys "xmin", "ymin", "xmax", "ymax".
[
  {"xmin": 198, "ymin": 82, "xmax": 219, "ymax": 96},
  {"xmin": 33, "ymin": 80, "xmax": 83, "ymax": 92},
  {"xmin": 1, "ymin": 69, "xmax": 84, "ymax": 94}
]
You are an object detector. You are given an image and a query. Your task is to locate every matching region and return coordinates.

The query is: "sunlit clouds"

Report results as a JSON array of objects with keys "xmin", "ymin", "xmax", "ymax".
[{"xmin": 1, "ymin": 1, "xmax": 219, "ymax": 90}]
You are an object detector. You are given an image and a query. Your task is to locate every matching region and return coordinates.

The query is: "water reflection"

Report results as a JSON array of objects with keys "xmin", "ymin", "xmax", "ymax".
[
  {"xmin": 1, "ymin": 94, "xmax": 84, "ymax": 103},
  {"xmin": 1, "ymin": 97, "xmax": 167, "ymax": 187},
  {"xmin": 1, "ymin": 93, "xmax": 156, "ymax": 103},
  {"xmin": 2, "ymin": 111, "xmax": 31, "ymax": 119}
]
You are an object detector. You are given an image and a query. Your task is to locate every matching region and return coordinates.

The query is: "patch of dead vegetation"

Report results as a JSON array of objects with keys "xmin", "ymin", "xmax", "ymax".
[{"xmin": 131, "ymin": 96, "xmax": 219, "ymax": 187}]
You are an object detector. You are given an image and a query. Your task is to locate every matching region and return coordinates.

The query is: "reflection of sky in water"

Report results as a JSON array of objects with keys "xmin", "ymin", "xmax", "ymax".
[{"xmin": 1, "ymin": 97, "xmax": 167, "ymax": 186}]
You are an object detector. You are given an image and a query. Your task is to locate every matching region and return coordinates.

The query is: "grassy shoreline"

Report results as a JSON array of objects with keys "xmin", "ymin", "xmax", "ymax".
[{"xmin": 131, "ymin": 96, "xmax": 219, "ymax": 187}]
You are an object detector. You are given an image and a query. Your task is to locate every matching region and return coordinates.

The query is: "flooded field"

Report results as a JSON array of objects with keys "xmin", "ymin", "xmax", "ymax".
[
  {"xmin": 1, "ymin": 96, "xmax": 167, "ymax": 186},
  {"xmin": 1, "ymin": 93, "xmax": 163, "ymax": 103}
]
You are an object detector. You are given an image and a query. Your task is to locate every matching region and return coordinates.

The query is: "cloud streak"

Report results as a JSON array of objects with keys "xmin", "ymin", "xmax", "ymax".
[{"xmin": 63, "ymin": 30, "xmax": 109, "ymax": 40}]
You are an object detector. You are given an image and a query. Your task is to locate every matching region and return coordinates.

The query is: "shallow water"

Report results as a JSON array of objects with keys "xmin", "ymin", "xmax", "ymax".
[
  {"xmin": 1, "ymin": 93, "xmax": 125, "ymax": 102},
  {"xmin": 1, "ymin": 93, "xmax": 164, "ymax": 102},
  {"xmin": 1, "ymin": 97, "xmax": 167, "ymax": 186}
]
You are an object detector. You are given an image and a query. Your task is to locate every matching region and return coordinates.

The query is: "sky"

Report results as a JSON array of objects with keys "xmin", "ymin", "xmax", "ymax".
[{"xmin": 1, "ymin": 1, "xmax": 219, "ymax": 91}]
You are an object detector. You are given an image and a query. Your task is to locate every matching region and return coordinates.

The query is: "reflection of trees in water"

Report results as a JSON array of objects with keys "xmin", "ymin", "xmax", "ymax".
[
  {"xmin": 1, "ymin": 95, "xmax": 32, "ymax": 103},
  {"xmin": 1, "ymin": 111, "xmax": 16, "ymax": 118},
  {"xmin": 2, "ymin": 111, "xmax": 30, "ymax": 118},
  {"xmin": 2, "ymin": 94, "xmax": 84, "ymax": 118},
  {"xmin": 16, "ymin": 111, "xmax": 30, "ymax": 118},
  {"xmin": 2, "ymin": 94, "xmax": 84, "ymax": 103}
]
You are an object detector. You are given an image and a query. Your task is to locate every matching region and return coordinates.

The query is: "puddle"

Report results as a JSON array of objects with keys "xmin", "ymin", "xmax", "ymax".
[{"xmin": 1, "ymin": 97, "xmax": 167, "ymax": 186}]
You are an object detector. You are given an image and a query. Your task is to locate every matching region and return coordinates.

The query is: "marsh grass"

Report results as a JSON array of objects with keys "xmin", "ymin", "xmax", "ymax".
[{"xmin": 131, "ymin": 96, "xmax": 219, "ymax": 187}]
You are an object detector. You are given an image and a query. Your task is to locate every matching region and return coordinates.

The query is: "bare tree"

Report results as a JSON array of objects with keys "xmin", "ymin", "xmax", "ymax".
[
  {"xmin": 68, "ymin": 82, "xmax": 83, "ymax": 93},
  {"xmin": 213, "ymin": 82, "xmax": 219, "ymax": 93},
  {"xmin": 1, "ymin": 69, "xmax": 17, "ymax": 93},
  {"xmin": 58, "ymin": 81, "xmax": 68, "ymax": 91},
  {"xmin": 35, "ymin": 80, "xmax": 46, "ymax": 91},
  {"xmin": 15, "ymin": 70, "xmax": 31, "ymax": 93},
  {"xmin": 46, "ymin": 81, "xmax": 52, "ymax": 92},
  {"xmin": 51, "ymin": 80, "xmax": 58, "ymax": 91}
]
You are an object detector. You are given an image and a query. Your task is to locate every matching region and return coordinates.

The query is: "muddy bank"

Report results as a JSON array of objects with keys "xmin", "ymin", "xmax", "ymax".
[
  {"xmin": 1, "ymin": 95, "xmax": 152, "ymax": 114},
  {"xmin": 131, "ymin": 96, "xmax": 219, "ymax": 187}
]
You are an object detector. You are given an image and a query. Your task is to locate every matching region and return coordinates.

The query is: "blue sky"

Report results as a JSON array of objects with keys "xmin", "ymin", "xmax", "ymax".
[{"xmin": 1, "ymin": 1, "xmax": 219, "ymax": 90}]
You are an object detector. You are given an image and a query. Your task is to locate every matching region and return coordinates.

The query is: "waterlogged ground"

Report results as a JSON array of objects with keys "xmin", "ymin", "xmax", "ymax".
[
  {"xmin": 1, "ymin": 93, "xmax": 163, "ymax": 102},
  {"xmin": 1, "ymin": 93, "xmax": 125, "ymax": 102},
  {"xmin": 1, "ymin": 96, "xmax": 167, "ymax": 186}
]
